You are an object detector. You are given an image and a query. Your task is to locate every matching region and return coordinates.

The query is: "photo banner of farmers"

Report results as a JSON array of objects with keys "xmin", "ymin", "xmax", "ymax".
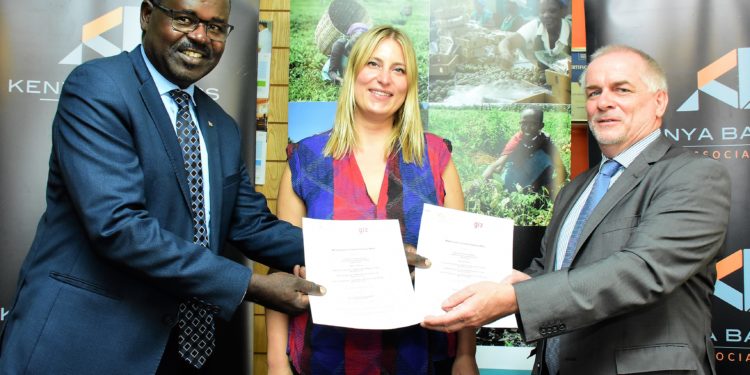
[
  {"xmin": 289, "ymin": 0, "xmax": 573, "ymax": 372},
  {"xmin": 256, "ymin": 19, "xmax": 273, "ymax": 185},
  {"xmin": 585, "ymin": 0, "xmax": 750, "ymax": 372},
  {"xmin": 0, "ymin": 0, "xmax": 260, "ymax": 334}
]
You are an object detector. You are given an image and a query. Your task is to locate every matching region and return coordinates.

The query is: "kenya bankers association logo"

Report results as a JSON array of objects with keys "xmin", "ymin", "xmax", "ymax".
[
  {"xmin": 715, "ymin": 249, "xmax": 750, "ymax": 311},
  {"xmin": 678, "ymin": 48, "xmax": 750, "ymax": 111},
  {"xmin": 59, "ymin": 6, "xmax": 141, "ymax": 65}
]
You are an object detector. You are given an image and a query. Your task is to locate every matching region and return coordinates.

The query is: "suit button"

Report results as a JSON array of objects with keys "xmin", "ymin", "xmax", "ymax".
[
  {"xmin": 162, "ymin": 314, "xmax": 177, "ymax": 326},
  {"xmin": 541, "ymin": 328, "xmax": 548, "ymax": 335},
  {"xmin": 560, "ymin": 324, "xmax": 566, "ymax": 331}
]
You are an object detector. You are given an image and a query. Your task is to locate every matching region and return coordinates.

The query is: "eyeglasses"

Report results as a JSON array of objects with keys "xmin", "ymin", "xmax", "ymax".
[{"xmin": 150, "ymin": 1, "xmax": 234, "ymax": 42}]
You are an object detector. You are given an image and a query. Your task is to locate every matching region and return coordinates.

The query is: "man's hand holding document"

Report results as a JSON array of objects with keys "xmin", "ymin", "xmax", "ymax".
[
  {"xmin": 302, "ymin": 204, "xmax": 514, "ymax": 329},
  {"xmin": 414, "ymin": 204, "xmax": 515, "ymax": 328}
]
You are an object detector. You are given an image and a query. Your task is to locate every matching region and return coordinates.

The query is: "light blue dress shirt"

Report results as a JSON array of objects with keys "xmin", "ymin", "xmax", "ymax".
[
  {"xmin": 554, "ymin": 130, "xmax": 661, "ymax": 269},
  {"xmin": 140, "ymin": 47, "xmax": 212, "ymax": 236}
]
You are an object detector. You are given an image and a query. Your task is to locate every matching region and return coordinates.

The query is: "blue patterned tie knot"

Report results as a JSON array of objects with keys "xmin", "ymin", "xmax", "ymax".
[
  {"xmin": 169, "ymin": 89, "xmax": 214, "ymax": 369},
  {"xmin": 599, "ymin": 159, "xmax": 622, "ymax": 177}
]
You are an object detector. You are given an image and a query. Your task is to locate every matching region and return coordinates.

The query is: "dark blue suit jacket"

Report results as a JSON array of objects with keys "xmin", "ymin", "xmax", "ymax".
[{"xmin": 0, "ymin": 47, "xmax": 303, "ymax": 374}]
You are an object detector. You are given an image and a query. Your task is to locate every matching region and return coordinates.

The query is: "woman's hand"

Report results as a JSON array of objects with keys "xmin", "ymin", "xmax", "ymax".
[{"xmin": 404, "ymin": 244, "xmax": 430, "ymax": 280}]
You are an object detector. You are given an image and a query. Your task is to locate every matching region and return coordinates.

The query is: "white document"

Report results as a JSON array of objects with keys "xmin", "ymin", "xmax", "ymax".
[
  {"xmin": 414, "ymin": 204, "xmax": 516, "ymax": 328},
  {"xmin": 302, "ymin": 218, "xmax": 422, "ymax": 329}
]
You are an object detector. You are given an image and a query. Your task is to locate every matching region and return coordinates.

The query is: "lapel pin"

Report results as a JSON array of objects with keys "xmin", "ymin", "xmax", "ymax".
[{"xmin": 208, "ymin": 120, "xmax": 214, "ymax": 127}]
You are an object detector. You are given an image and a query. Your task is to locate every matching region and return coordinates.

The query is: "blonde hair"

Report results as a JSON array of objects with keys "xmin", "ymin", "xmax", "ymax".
[{"xmin": 323, "ymin": 25, "xmax": 425, "ymax": 165}]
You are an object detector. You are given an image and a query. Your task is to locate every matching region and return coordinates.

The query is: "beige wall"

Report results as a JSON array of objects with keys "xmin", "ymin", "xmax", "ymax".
[{"xmin": 253, "ymin": 0, "xmax": 290, "ymax": 373}]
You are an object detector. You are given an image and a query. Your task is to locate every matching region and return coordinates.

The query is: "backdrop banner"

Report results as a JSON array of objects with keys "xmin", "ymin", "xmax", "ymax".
[
  {"xmin": 289, "ymin": 0, "xmax": 573, "ymax": 373},
  {"xmin": 585, "ymin": 1, "xmax": 750, "ymax": 372},
  {"xmin": 0, "ymin": 0, "xmax": 259, "ymax": 352}
]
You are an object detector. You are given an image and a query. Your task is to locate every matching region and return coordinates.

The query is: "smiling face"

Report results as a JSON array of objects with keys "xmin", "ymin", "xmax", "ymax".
[
  {"xmin": 353, "ymin": 37, "xmax": 408, "ymax": 126},
  {"xmin": 140, "ymin": 0, "xmax": 230, "ymax": 88},
  {"xmin": 539, "ymin": 0, "xmax": 564, "ymax": 35},
  {"xmin": 584, "ymin": 50, "xmax": 668, "ymax": 158},
  {"xmin": 519, "ymin": 108, "xmax": 543, "ymax": 140}
]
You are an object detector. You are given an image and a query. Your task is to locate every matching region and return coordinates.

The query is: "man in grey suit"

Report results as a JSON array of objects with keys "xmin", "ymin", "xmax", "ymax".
[
  {"xmin": 0, "ymin": 0, "xmax": 325, "ymax": 374},
  {"xmin": 423, "ymin": 45, "xmax": 730, "ymax": 374}
]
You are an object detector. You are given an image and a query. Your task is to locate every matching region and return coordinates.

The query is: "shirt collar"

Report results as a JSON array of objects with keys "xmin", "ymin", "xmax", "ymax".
[
  {"xmin": 536, "ymin": 17, "xmax": 571, "ymax": 50},
  {"xmin": 605, "ymin": 129, "xmax": 661, "ymax": 168},
  {"xmin": 139, "ymin": 45, "xmax": 196, "ymax": 106}
]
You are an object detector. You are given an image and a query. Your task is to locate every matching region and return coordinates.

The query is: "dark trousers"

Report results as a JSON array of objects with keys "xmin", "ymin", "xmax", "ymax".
[
  {"xmin": 156, "ymin": 328, "xmax": 207, "ymax": 375},
  {"xmin": 156, "ymin": 317, "xmax": 246, "ymax": 374}
]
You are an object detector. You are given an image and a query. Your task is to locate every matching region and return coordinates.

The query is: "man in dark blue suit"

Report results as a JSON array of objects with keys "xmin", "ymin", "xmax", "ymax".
[{"xmin": 0, "ymin": 0, "xmax": 324, "ymax": 373}]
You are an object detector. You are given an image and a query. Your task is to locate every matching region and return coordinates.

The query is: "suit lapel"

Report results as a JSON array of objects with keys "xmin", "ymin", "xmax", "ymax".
[
  {"xmin": 570, "ymin": 138, "xmax": 672, "ymax": 263},
  {"xmin": 129, "ymin": 47, "xmax": 192, "ymax": 209},
  {"xmin": 194, "ymin": 90, "xmax": 223, "ymax": 250}
]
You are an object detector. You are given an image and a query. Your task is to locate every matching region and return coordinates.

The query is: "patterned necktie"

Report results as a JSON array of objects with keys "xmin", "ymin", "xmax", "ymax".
[
  {"xmin": 545, "ymin": 159, "xmax": 622, "ymax": 375},
  {"xmin": 560, "ymin": 159, "xmax": 622, "ymax": 269},
  {"xmin": 169, "ymin": 89, "xmax": 215, "ymax": 369}
]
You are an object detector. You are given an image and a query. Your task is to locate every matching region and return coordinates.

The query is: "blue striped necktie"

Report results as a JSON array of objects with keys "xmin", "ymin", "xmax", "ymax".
[
  {"xmin": 546, "ymin": 159, "xmax": 622, "ymax": 374},
  {"xmin": 560, "ymin": 159, "xmax": 622, "ymax": 268}
]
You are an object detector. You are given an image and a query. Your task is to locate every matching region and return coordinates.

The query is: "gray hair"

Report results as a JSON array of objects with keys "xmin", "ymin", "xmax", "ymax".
[{"xmin": 579, "ymin": 44, "xmax": 668, "ymax": 93}]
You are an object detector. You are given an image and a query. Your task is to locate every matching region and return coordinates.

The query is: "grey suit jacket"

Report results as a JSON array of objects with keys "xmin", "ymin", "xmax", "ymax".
[{"xmin": 514, "ymin": 137, "xmax": 730, "ymax": 374}]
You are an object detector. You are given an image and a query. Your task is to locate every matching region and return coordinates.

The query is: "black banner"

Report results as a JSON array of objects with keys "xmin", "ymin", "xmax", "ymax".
[
  {"xmin": 585, "ymin": 1, "xmax": 750, "ymax": 372},
  {"xmin": 0, "ymin": 0, "xmax": 259, "ymax": 332}
]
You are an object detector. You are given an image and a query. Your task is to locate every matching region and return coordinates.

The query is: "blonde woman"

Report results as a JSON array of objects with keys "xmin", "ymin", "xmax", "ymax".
[{"xmin": 266, "ymin": 25, "xmax": 478, "ymax": 374}]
